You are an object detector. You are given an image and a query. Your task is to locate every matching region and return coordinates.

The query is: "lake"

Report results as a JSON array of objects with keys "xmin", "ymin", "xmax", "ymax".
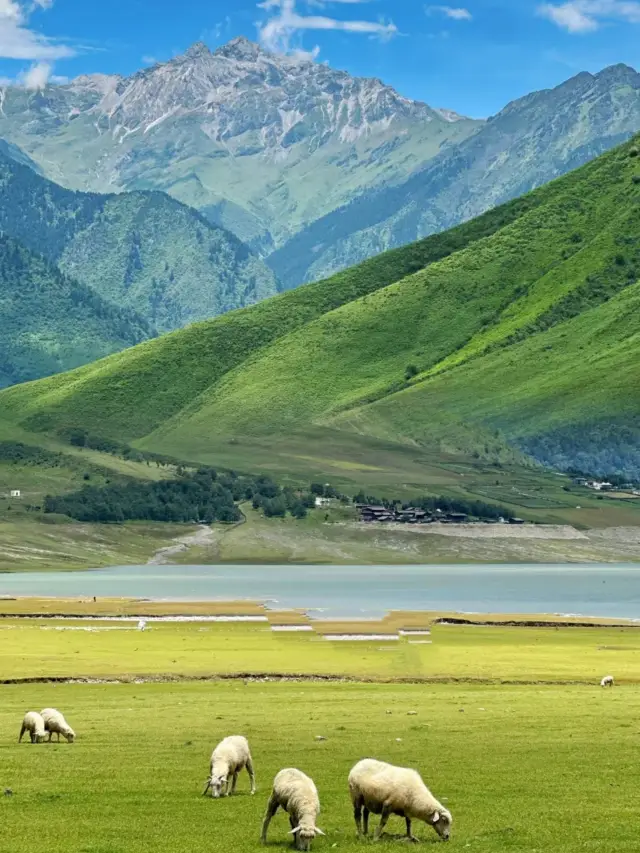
[{"xmin": 2, "ymin": 563, "xmax": 640, "ymax": 619}]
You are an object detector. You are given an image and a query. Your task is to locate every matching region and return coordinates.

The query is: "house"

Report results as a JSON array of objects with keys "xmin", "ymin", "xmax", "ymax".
[
  {"xmin": 315, "ymin": 497, "xmax": 331, "ymax": 508},
  {"xmin": 357, "ymin": 505, "xmax": 395, "ymax": 522},
  {"xmin": 10, "ymin": 490, "xmax": 21, "ymax": 498},
  {"xmin": 445, "ymin": 512, "xmax": 468, "ymax": 523},
  {"xmin": 587, "ymin": 481, "xmax": 613, "ymax": 492},
  {"xmin": 508, "ymin": 517, "xmax": 526, "ymax": 525}
]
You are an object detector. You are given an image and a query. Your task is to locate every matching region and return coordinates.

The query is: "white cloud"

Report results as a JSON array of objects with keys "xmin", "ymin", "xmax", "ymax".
[
  {"xmin": 257, "ymin": 0, "xmax": 398, "ymax": 56},
  {"xmin": 538, "ymin": 0, "xmax": 640, "ymax": 32},
  {"xmin": 426, "ymin": 5, "xmax": 473, "ymax": 20},
  {"xmin": 17, "ymin": 59, "xmax": 50, "ymax": 87},
  {"xmin": 142, "ymin": 54, "xmax": 157, "ymax": 65},
  {"xmin": 0, "ymin": 0, "xmax": 73, "ymax": 60}
]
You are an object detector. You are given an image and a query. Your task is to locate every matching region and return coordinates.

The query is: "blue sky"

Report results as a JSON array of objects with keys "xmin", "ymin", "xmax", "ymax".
[{"xmin": 1, "ymin": 0, "xmax": 639, "ymax": 116}]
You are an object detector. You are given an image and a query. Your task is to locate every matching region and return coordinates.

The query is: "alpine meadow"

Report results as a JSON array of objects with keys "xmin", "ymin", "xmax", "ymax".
[{"xmin": 2, "ymin": 134, "xmax": 639, "ymax": 483}]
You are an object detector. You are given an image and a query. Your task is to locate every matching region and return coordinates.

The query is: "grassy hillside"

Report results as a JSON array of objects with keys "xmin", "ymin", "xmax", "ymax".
[
  {"xmin": 0, "ymin": 149, "xmax": 279, "ymax": 334},
  {"xmin": 2, "ymin": 135, "xmax": 640, "ymax": 495},
  {"xmin": 271, "ymin": 64, "xmax": 640, "ymax": 289},
  {"xmin": 0, "ymin": 235, "xmax": 152, "ymax": 388}
]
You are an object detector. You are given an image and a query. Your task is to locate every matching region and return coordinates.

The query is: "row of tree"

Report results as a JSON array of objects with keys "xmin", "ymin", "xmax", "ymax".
[{"xmin": 45, "ymin": 467, "xmax": 318, "ymax": 524}]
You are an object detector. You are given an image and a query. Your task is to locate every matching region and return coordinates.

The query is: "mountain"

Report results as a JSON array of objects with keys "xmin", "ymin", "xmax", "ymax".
[
  {"xmin": 0, "ymin": 38, "xmax": 480, "ymax": 254},
  {"xmin": 0, "ymin": 234, "xmax": 152, "ymax": 388},
  {"xmin": 270, "ymin": 63, "xmax": 640, "ymax": 288},
  {"xmin": 0, "ymin": 149, "xmax": 279, "ymax": 333},
  {"xmin": 1, "ymin": 134, "xmax": 639, "ymax": 478}
]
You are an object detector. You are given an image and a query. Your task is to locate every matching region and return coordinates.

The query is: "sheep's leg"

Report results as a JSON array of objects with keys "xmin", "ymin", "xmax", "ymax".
[
  {"xmin": 353, "ymin": 802, "xmax": 363, "ymax": 836},
  {"xmin": 374, "ymin": 807, "xmax": 392, "ymax": 841},
  {"xmin": 18, "ymin": 724, "xmax": 26, "ymax": 743},
  {"xmin": 261, "ymin": 795, "xmax": 279, "ymax": 843},
  {"xmin": 246, "ymin": 757, "xmax": 256, "ymax": 794},
  {"xmin": 405, "ymin": 817, "xmax": 418, "ymax": 842},
  {"xmin": 230, "ymin": 772, "xmax": 239, "ymax": 794},
  {"xmin": 363, "ymin": 807, "xmax": 370, "ymax": 837},
  {"xmin": 30, "ymin": 731, "xmax": 36, "ymax": 744}
]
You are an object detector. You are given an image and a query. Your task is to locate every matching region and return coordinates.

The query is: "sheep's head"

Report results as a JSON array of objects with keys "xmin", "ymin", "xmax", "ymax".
[
  {"xmin": 430, "ymin": 809, "xmax": 452, "ymax": 841},
  {"xmin": 289, "ymin": 824, "xmax": 325, "ymax": 850},
  {"xmin": 210, "ymin": 774, "xmax": 227, "ymax": 798},
  {"xmin": 64, "ymin": 730, "xmax": 76, "ymax": 743}
]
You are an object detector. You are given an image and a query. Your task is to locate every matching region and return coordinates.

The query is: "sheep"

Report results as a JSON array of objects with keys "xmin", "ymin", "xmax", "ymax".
[
  {"xmin": 601, "ymin": 675, "xmax": 614, "ymax": 688},
  {"xmin": 348, "ymin": 759, "xmax": 451, "ymax": 842},
  {"xmin": 19, "ymin": 711, "xmax": 46, "ymax": 744},
  {"xmin": 261, "ymin": 768, "xmax": 326, "ymax": 851},
  {"xmin": 202, "ymin": 735, "xmax": 255, "ymax": 799},
  {"xmin": 40, "ymin": 708, "xmax": 76, "ymax": 743}
]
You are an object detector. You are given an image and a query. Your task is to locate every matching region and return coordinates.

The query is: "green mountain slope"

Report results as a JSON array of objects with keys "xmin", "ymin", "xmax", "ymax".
[
  {"xmin": 2, "ymin": 135, "xmax": 639, "ymax": 478},
  {"xmin": 0, "ymin": 235, "xmax": 152, "ymax": 388},
  {"xmin": 271, "ymin": 64, "xmax": 640, "ymax": 288},
  {"xmin": 0, "ymin": 149, "xmax": 279, "ymax": 333}
]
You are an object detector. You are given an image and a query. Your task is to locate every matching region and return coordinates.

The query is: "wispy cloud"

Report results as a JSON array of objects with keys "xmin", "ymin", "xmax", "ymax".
[
  {"xmin": 0, "ymin": 0, "xmax": 74, "ymax": 60},
  {"xmin": 538, "ymin": 0, "xmax": 640, "ymax": 32},
  {"xmin": 257, "ymin": 0, "xmax": 398, "ymax": 57},
  {"xmin": 426, "ymin": 5, "xmax": 473, "ymax": 20}
]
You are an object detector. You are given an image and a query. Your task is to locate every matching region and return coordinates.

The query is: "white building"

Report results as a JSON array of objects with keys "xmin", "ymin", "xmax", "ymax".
[{"xmin": 10, "ymin": 490, "xmax": 21, "ymax": 498}]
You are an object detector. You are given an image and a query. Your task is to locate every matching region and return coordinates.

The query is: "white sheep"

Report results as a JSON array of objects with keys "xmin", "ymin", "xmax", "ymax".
[
  {"xmin": 261, "ymin": 768, "xmax": 326, "ymax": 851},
  {"xmin": 202, "ymin": 735, "xmax": 255, "ymax": 799},
  {"xmin": 19, "ymin": 711, "xmax": 46, "ymax": 744},
  {"xmin": 601, "ymin": 675, "xmax": 614, "ymax": 687},
  {"xmin": 348, "ymin": 759, "xmax": 451, "ymax": 842},
  {"xmin": 40, "ymin": 708, "xmax": 76, "ymax": 743}
]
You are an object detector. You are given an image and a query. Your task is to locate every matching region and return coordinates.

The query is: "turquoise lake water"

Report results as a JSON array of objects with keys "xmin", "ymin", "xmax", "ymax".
[{"xmin": 2, "ymin": 563, "xmax": 640, "ymax": 619}]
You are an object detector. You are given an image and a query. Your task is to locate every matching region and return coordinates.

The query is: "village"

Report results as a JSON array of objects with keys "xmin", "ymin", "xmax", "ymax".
[{"xmin": 355, "ymin": 504, "xmax": 525, "ymax": 525}]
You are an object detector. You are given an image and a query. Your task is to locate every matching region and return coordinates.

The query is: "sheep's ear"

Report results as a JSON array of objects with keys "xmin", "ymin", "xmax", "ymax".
[
  {"xmin": 431, "ymin": 812, "xmax": 440, "ymax": 824},
  {"xmin": 315, "ymin": 828, "xmax": 326, "ymax": 836},
  {"xmin": 289, "ymin": 827, "xmax": 301, "ymax": 835}
]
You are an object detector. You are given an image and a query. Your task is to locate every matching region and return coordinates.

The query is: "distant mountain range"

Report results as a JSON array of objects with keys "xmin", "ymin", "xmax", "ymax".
[
  {"xmin": 0, "ymin": 40, "xmax": 639, "ymax": 290},
  {"xmin": 0, "ymin": 37, "xmax": 479, "ymax": 255},
  {"xmin": 3, "ymin": 134, "xmax": 639, "ymax": 478},
  {"xmin": 271, "ymin": 63, "xmax": 640, "ymax": 287},
  {"xmin": 0, "ymin": 147, "xmax": 279, "ymax": 385}
]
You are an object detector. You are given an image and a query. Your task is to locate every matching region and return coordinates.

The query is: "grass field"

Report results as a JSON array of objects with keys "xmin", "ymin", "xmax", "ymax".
[
  {"xmin": 3, "ymin": 618, "xmax": 640, "ymax": 683},
  {"xmin": 2, "ymin": 618, "xmax": 640, "ymax": 853}
]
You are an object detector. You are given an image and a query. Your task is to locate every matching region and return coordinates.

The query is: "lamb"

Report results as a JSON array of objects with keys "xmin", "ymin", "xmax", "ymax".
[
  {"xmin": 40, "ymin": 708, "xmax": 76, "ymax": 743},
  {"xmin": 19, "ymin": 711, "xmax": 46, "ymax": 744},
  {"xmin": 601, "ymin": 675, "xmax": 614, "ymax": 687},
  {"xmin": 202, "ymin": 735, "xmax": 255, "ymax": 799},
  {"xmin": 261, "ymin": 768, "xmax": 326, "ymax": 851},
  {"xmin": 348, "ymin": 759, "xmax": 451, "ymax": 842}
]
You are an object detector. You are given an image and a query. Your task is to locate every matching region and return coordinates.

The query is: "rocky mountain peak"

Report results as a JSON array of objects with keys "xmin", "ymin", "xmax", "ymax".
[
  {"xmin": 183, "ymin": 41, "xmax": 213, "ymax": 60},
  {"xmin": 214, "ymin": 36, "xmax": 264, "ymax": 62}
]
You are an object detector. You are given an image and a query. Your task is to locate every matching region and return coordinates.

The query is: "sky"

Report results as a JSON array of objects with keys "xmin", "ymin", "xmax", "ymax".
[{"xmin": 0, "ymin": 0, "xmax": 639, "ymax": 117}]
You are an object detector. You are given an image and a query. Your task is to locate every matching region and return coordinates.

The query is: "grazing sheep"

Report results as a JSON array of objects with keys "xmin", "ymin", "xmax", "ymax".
[
  {"xmin": 348, "ymin": 759, "xmax": 451, "ymax": 842},
  {"xmin": 601, "ymin": 675, "xmax": 614, "ymax": 688},
  {"xmin": 262, "ymin": 768, "xmax": 325, "ymax": 851},
  {"xmin": 202, "ymin": 735, "xmax": 255, "ymax": 799},
  {"xmin": 40, "ymin": 708, "xmax": 76, "ymax": 743},
  {"xmin": 19, "ymin": 711, "xmax": 46, "ymax": 744}
]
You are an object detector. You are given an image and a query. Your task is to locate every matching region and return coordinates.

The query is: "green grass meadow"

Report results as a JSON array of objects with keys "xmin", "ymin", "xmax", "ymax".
[
  {"xmin": 1, "ymin": 679, "xmax": 639, "ymax": 853},
  {"xmin": 2, "ymin": 620, "xmax": 640, "ymax": 852}
]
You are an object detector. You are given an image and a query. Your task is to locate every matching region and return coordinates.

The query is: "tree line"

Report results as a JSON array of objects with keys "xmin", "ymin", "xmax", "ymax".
[{"xmin": 45, "ymin": 467, "xmax": 317, "ymax": 524}]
